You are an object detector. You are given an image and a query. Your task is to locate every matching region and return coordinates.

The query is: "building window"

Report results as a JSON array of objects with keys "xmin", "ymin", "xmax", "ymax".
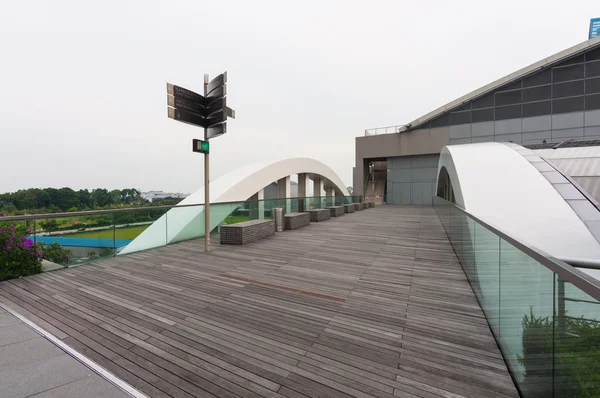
[
  {"xmin": 471, "ymin": 108, "xmax": 494, "ymax": 123},
  {"xmin": 523, "ymin": 100, "xmax": 551, "ymax": 117},
  {"xmin": 552, "ymin": 96, "xmax": 584, "ymax": 114},
  {"xmin": 586, "ymin": 46, "xmax": 600, "ymax": 62},
  {"xmin": 523, "ymin": 68, "xmax": 552, "ymax": 88},
  {"xmin": 586, "ymin": 94, "xmax": 600, "ymax": 111},
  {"xmin": 449, "ymin": 111, "xmax": 471, "ymax": 125},
  {"xmin": 553, "ymin": 64, "xmax": 585, "ymax": 83},
  {"xmin": 430, "ymin": 114, "xmax": 449, "ymax": 128},
  {"xmin": 495, "ymin": 104, "xmax": 521, "ymax": 120},
  {"xmin": 586, "ymin": 61, "xmax": 600, "ymax": 78},
  {"xmin": 495, "ymin": 89, "xmax": 522, "ymax": 106},
  {"xmin": 586, "ymin": 77, "xmax": 600, "ymax": 94},
  {"xmin": 553, "ymin": 80, "xmax": 585, "ymax": 98},
  {"xmin": 472, "ymin": 93, "xmax": 494, "ymax": 109},
  {"xmin": 523, "ymin": 85, "xmax": 551, "ymax": 102}
]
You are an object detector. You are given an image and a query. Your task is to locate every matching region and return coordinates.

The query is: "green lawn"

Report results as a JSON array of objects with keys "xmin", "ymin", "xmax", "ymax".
[
  {"xmin": 225, "ymin": 215, "xmax": 250, "ymax": 224},
  {"xmin": 63, "ymin": 225, "xmax": 149, "ymax": 240}
]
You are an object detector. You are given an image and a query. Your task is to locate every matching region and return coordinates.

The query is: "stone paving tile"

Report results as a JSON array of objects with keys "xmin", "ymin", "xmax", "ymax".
[
  {"xmin": 0, "ymin": 312, "xmax": 23, "ymax": 329},
  {"xmin": 0, "ymin": 337, "xmax": 63, "ymax": 371},
  {"xmin": 28, "ymin": 374, "xmax": 130, "ymax": 398},
  {"xmin": 0, "ymin": 323, "xmax": 39, "ymax": 347},
  {"xmin": 0, "ymin": 354, "xmax": 92, "ymax": 397}
]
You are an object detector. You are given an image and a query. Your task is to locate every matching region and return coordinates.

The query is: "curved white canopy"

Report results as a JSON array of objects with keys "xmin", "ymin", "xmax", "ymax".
[
  {"xmin": 120, "ymin": 158, "xmax": 349, "ymax": 255},
  {"xmin": 437, "ymin": 142, "xmax": 600, "ymax": 259}
]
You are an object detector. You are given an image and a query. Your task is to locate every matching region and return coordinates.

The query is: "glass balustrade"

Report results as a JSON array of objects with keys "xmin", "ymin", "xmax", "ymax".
[
  {"xmin": 434, "ymin": 196, "xmax": 600, "ymax": 397},
  {"xmin": 1, "ymin": 195, "xmax": 358, "ymax": 270}
]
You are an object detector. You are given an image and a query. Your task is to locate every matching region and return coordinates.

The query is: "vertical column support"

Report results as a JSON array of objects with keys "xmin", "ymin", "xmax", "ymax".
[
  {"xmin": 258, "ymin": 188, "xmax": 265, "ymax": 219},
  {"xmin": 313, "ymin": 177, "xmax": 325, "ymax": 208},
  {"xmin": 297, "ymin": 173, "xmax": 310, "ymax": 212},
  {"xmin": 277, "ymin": 176, "xmax": 291, "ymax": 213}
]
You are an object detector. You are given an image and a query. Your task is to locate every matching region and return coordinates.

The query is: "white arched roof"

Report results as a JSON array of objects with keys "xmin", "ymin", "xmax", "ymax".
[
  {"xmin": 437, "ymin": 142, "xmax": 600, "ymax": 259},
  {"xmin": 120, "ymin": 158, "xmax": 349, "ymax": 255}
]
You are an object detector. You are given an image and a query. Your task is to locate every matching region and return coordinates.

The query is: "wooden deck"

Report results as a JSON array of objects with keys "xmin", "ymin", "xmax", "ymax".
[{"xmin": 0, "ymin": 206, "xmax": 518, "ymax": 398}]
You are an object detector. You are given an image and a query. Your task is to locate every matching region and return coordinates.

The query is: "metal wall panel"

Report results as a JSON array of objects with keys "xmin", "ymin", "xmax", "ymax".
[
  {"xmin": 495, "ymin": 119, "xmax": 522, "ymax": 134},
  {"xmin": 551, "ymin": 112, "xmax": 585, "ymax": 130},
  {"xmin": 551, "ymin": 128, "xmax": 584, "ymax": 140},
  {"xmin": 387, "ymin": 154, "xmax": 440, "ymax": 205},
  {"xmin": 522, "ymin": 130, "xmax": 552, "ymax": 144},
  {"xmin": 585, "ymin": 110, "xmax": 600, "ymax": 126},
  {"xmin": 471, "ymin": 121, "xmax": 495, "ymax": 137},
  {"xmin": 522, "ymin": 115, "xmax": 552, "ymax": 132},
  {"xmin": 449, "ymin": 124, "xmax": 471, "ymax": 139}
]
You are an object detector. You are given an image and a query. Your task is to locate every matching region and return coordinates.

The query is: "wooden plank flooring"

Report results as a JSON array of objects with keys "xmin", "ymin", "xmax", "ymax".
[{"xmin": 0, "ymin": 206, "xmax": 518, "ymax": 398}]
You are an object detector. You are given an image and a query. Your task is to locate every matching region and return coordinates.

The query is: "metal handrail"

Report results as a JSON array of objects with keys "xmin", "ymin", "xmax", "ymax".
[
  {"xmin": 0, "ymin": 195, "xmax": 358, "ymax": 222},
  {"xmin": 436, "ymin": 199, "xmax": 600, "ymax": 302},
  {"xmin": 364, "ymin": 125, "xmax": 405, "ymax": 136}
]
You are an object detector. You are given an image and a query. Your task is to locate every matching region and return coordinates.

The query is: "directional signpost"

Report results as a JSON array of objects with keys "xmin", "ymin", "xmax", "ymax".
[{"xmin": 166, "ymin": 72, "xmax": 235, "ymax": 252}]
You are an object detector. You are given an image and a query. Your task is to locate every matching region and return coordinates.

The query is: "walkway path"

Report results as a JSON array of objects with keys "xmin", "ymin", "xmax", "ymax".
[
  {"xmin": 0, "ymin": 305, "xmax": 129, "ymax": 397},
  {"xmin": 0, "ymin": 206, "xmax": 518, "ymax": 397}
]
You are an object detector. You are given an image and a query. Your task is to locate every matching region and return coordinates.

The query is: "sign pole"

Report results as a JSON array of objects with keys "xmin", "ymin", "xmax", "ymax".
[{"xmin": 203, "ymin": 73, "xmax": 210, "ymax": 252}]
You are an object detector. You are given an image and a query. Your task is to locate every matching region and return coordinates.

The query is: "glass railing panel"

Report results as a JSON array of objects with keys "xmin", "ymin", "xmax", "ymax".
[
  {"xmin": 553, "ymin": 276, "xmax": 600, "ymax": 396},
  {"xmin": 499, "ymin": 238, "xmax": 555, "ymax": 396},
  {"xmin": 116, "ymin": 207, "xmax": 169, "ymax": 254},
  {"xmin": 473, "ymin": 220, "xmax": 500, "ymax": 335}
]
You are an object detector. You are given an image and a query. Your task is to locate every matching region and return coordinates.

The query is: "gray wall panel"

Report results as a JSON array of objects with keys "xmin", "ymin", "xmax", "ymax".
[
  {"xmin": 522, "ymin": 130, "xmax": 552, "ymax": 144},
  {"xmin": 410, "ymin": 155, "xmax": 439, "ymax": 168},
  {"xmin": 585, "ymin": 125, "xmax": 600, "ymax": 137},
  {"xmin": 449, "ymin": 138, "xmax": 471, "ymax": 145},
  {"xmin": 495, "ymin": 133, "xmax": 522, "ymax": 143},
  {"xmin": 552, "ymin": 128, "xmax": 584, "ymax": 140},
  {"xmin": 471, "ymin": 122, "xmax": 494, "ymax": 137},
  {"xmin": 552, "ymin": 112, "xmax": 584, "ymax": 130},
  {"xmin": 495, "ymin": 119, "xmax": 522, "ymax": 134},
  {"xmin": 411, "ymin": 167, "xmax": 438, "ymax": 181},
  {"xmin": 471, "ymin": 136, "xmax": 492, "ymax": 143},
  {"xmin": 387, "ymin": 154, "xmax": 439, "ymax": 205},
  {"xmin": 585, "ymin": 110, "xmax": 600, "ymax": 127},
  {"xmin": 449, "ymin": 124, "xmax": 471, "ymax": 139},
  {"xmin": 522, "ymin": 115, "xmax": 552, "ymax": 132}
]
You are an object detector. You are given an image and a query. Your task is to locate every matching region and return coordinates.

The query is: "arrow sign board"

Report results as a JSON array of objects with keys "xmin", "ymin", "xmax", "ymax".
[
  {"xmin": 167, "ymin": 95, "xmax": 207, "ymax": 115},
  {"xmin": 207, "ymin": 123, "xmax": 226, "ymax": 139},
  {"xmin": 167, "ymin": 83, "xmax": 205, "ymax": 103},
  {"xmin": 207, "ymin": 72, "xmax": 227, "ymax": 95},
  {"xmin": 168, "ymin": 107, "xmax": 208, "ymax": 128},
  {"xmin": 192, "ymin": 139, "xmax": 210, "ymax": 154},
  {"xmin": 166, "ymin": 72, "xmax": 234, "ymax": 137}
]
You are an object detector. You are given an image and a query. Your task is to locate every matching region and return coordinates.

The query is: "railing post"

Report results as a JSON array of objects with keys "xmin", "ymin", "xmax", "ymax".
[{"xmin": 557, "ymin": 277, "xmax": 566, "ymax": 338}]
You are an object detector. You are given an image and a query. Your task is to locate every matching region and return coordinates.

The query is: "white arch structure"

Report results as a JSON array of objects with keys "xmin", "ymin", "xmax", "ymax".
[
  {"xmin": 120, "ymin": 158, "xmax": 350, "ymax": 255},
  {"xmin": 436, "ymin": 142, "xmax": 600, "ymax": 259}
]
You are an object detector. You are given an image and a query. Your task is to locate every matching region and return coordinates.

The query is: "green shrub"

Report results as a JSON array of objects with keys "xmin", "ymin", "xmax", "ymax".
[
  {"xmin": 519, "ymin": 308, "xmax": 600, "ymax": 397},
  {"xmin": 41, "ymin": 242, "xmax": 72, "ymax": 265},
  {"xmin": 0, "ymin": 218, "xmax": 43, "ymax": 281}
]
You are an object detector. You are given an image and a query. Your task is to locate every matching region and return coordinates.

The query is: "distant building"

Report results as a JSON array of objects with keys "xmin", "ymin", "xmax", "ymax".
[{"xmin": 141, "ymin": 191, "xmax": 188, "ymax": 202}]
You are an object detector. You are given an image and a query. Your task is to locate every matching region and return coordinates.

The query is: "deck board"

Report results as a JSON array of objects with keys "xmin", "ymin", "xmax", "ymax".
[{"xmin": 0, "ymin": 205, "xmax": 518, "ymax": 398}]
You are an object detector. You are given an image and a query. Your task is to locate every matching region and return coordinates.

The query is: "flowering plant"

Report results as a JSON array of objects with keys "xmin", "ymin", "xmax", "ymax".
[{"xmin": 0, "ymin": 214, "xmax": 43, "ymax": 281}]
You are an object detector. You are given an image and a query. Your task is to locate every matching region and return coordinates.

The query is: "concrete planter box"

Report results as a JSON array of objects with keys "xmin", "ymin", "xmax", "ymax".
[
  {"xmin": 344, "ymin": 204, "xmax": 355, "ymax": 213},
  {"xmin": 284, "ymin": 212, "xmax": 310, "ymax": 230},
  {"xmin": 308, "ymin": 209, "xmax": 331, "ymax": 222},
  {"xmin": 326, "ymin": 206, "xmax": 345, "ymax": 217},
  {"xmin": 354, "ymin": 203, "xmax": 364, "ymax": 211},
  {"xmin": 220, "ymin": 220, "xmax": 275, "ymax": 245}
]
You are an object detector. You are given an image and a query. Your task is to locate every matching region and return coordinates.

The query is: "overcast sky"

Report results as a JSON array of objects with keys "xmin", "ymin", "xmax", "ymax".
[{"xmin": 1, "ymin": 1, "xmax": 597, "ymax": 193}]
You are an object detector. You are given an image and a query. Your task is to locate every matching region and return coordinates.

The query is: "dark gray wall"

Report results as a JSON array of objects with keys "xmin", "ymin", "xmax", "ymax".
[
  {"xmin": 435, "ymin": 46, "xmax": 600, "ymax": 145},
  {"xmin": 387, "ymin": 154, "xmax": 439, "ymax": 205}
]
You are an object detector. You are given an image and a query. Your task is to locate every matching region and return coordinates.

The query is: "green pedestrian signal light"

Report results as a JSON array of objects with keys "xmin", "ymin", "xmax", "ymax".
[{"xmin": 192, "ymin": 139, "xmax": 210, "ymax": 154}]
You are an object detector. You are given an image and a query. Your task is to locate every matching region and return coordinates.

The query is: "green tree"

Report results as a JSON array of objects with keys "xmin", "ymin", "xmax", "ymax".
[
  {"xmin": 92, "ymin": 189, "xmax": 109, "ymax": 207},
  {"xmin": 109, "ymin": 189, "xmax": 121, "ymax": 205}
]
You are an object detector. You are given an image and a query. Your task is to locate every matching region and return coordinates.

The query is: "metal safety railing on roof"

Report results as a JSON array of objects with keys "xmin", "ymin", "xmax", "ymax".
[{"xmin": 364, "ymin": 125, "xmax": 405, "ymax": 136}]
